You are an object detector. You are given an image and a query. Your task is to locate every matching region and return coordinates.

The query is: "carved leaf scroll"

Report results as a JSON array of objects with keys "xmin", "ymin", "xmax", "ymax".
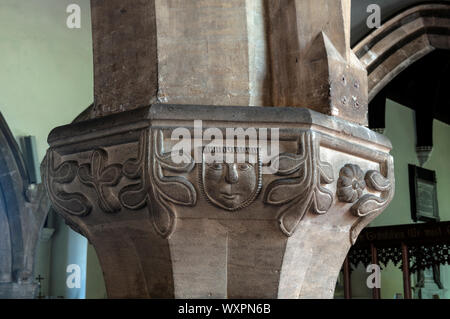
[
  {"xmin": 119, "ymin": 130, "xmax": 149, "ymax": 210},
  {"xmin": 78, "ymin": 149, "xmax": 122, "ymax": 213},
  {"xmin": 264, "ymin": 132, "xmax": 334, "ymax": 237},
  {"xmin": 149, "ymin": 130, "xmax": 196, "ymax": 238},
  {"xmin": 349, "ymin": 168, "xmax": 394, "ymax": 245},
  {"xmin": 47, "ymin": 129, "xmax": 197, "ymax": 239},
  {"xmin": 351, "ymin": 170, "xmax": 392, "ymax": 217},
  {"xmin": 46, "ymin": 152, "xmax": 92, "ymax": 217}
]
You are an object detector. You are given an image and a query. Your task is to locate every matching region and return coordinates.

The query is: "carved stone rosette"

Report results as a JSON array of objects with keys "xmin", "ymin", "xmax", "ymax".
[{"xmin": 44, "ymin": 104, "xmax": 394, "ymax": 299}]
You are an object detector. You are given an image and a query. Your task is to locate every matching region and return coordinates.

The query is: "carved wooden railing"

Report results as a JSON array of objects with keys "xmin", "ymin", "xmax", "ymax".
[{"xmin": 345, "ymin": 221, "xmax": 450, "ymax": 299}]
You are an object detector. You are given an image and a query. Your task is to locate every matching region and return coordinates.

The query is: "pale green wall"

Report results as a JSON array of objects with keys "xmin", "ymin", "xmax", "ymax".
[
  {"xmin": 0, "ymin": 0, "xmax": 93, "ymax": 161},
  {"xmin": 0, "ymin": 0, "xmax": 106, "ymax": 299},
  {"xmin": 372, "ymin": 100, "xmax": 450, "ymax": 227},
  {"xmin": 35, "ymin": 234, "xmax": 52, "ymax": 297},
  {"xmin": 350, "ymin": 99, "xmax": 450, "ymax": 299}
]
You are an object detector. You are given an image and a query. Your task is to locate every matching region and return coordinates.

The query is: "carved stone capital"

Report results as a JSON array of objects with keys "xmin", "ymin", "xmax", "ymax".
[{"xmin": 44, "ymin": 104, "xmax": 394, "ymax": 298}]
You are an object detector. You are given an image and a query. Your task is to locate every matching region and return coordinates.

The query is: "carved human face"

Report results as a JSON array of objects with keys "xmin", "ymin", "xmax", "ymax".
[{"xmin": 201, "ymin": 152, "xmax": 261, "ymax": 211}]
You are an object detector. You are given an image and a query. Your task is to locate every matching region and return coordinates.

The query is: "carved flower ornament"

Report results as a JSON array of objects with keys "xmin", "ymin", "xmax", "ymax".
[{"xmin": 337, "ymin": 164, "xmax": 366, "ymax": 203}]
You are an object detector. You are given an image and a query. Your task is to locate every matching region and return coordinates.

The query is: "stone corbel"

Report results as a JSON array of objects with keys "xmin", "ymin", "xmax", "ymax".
[{"xmin": 44, "ymin": 104, "xmax": 394, "ymax": 298}]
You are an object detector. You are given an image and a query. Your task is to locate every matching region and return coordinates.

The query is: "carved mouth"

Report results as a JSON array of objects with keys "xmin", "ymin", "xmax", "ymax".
[{"xmin": 221, "ymin": 193, "xmax": 238, "ymax": 200}]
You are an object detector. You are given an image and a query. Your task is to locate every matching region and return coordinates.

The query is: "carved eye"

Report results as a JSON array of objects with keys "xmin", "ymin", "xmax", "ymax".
[
  {"xmin": 208, "ymin": 163, "xmax": 224, "ymax": 170},
  {"xmin": 237, "ymin": 163, "xmax": 251, "ymax": 171}
]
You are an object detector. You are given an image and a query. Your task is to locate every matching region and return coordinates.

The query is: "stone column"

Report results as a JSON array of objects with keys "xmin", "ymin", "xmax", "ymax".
[
  {"xmin": 44, "ymin": 0, "xmax": 394, "ymax": 298},
  {"xmin": 267, "ymin": 0, "xmax": 368, "ymax": 124},
  {"xmin": 89, "ymin": 0, "xmax": 367, "ymax": 124}
]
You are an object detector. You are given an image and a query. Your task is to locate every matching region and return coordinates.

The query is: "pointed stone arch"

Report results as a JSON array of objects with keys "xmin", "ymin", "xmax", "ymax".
[
  {"xmin": 0, "ymin": 113, "xmax": 28, "ymax": 284},
  {"xmin": 0, "ymin": 113, "xmax": 50, "ymax": 298},
  {"xmin": 353, "ymin": 3, "xmax": 450, "ymax": 101}
]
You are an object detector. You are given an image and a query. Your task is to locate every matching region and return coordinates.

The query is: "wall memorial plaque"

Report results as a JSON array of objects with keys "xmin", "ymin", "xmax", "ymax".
[{"xmin": 409, "ymin": 164, "xmax": 439, "ymax": 222}]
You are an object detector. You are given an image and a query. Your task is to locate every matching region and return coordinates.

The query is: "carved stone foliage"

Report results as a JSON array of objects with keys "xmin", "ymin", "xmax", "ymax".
[
  {"xmin": 352, "ymin": 170, "xmax": 393, "ymax": 218},
  {"xmin": 46, "ymin": 129, "xmax": 338, "ymax": 239},
  {"xmin": 149, "ymin": 130, "xmax": 196, "ymax": 238},
  {"xmin": 46, "ymin": 153, "xmax": 92, "ymax": 217},
  {"xmin": 46, "ymin": 128, "xmax": 394, "ymax": 246},
  {"xmin": 46, "ymin": 126, "xmax": 393, "ymax": 244},
  {"xmin": 119, "ymin": 130, "xmax": 150, "ymax": 211},
  {"xmin": 78, "ymin": 149, "xmax": 122, "ymax": 213},
  {"xmin": 46, "ymin": 147, "xmax": 125, "ymax": 218},
  {"xmin": 47, "ymin": 147, "xmax": 126, "ymax": 216},
  {"xmin": 336, "ymin": 163, "xmax": 394, "ymax": 244},
  {"xmin": 47, "ymin": 136, "xmax": 148, "ymax": 217},
  {"xmin": 46, "ymin": 129, "xmax": 196, "ymax": 239},
  {"xmin": 264, "ymin": 131, "xmax": 334, "ymax": 237}
]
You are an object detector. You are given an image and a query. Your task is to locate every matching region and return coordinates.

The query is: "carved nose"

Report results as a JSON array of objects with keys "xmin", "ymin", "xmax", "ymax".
[{"xmin": 225, "ymin": 164, "xmax": 239, "ymax": 184}]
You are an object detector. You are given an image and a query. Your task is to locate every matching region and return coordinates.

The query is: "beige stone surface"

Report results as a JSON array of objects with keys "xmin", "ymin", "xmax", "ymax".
[
  {"xmin": 91, "ymin": 0, "xmax": 368, "ymax": 125},
  {"xmin": 44, "ymin": 105, "xmax": 394, "ymax": 298}
]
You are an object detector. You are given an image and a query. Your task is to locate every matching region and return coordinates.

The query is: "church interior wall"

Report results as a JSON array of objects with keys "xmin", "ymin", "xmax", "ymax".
[{"xmin": 0, "ymin": 0, "xmax": 448, "ymax": 299}]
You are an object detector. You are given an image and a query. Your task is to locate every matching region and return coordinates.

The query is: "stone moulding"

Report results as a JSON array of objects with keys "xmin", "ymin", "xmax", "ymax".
[
  {"xmin": 44, "ymin": 104, "xmax": 394, "ymax": 299},
  {"xmin": 353, "ymin": 3, "xmax": 450, "ymax": 101}
]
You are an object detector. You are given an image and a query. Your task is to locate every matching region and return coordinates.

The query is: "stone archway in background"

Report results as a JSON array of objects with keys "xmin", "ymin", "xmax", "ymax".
[
  {"xmin": 353, "ymin": 3, "xmax": 450, "ymax": 101},
  {"xmin": 355, "ymin": 3, "xmax": 450, "ymax": 167},
  {"xmin": 0, "ymin": 113, "xmax": 50, "ymax": 299}
]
